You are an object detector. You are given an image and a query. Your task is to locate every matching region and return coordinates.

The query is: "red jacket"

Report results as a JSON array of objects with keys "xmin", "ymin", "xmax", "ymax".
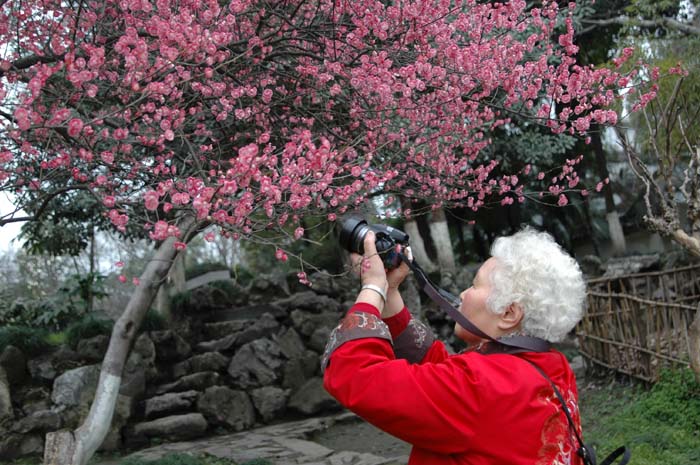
[{"xmin": 323, "ymin": 303, "xmax": 584, "ymax": 465}]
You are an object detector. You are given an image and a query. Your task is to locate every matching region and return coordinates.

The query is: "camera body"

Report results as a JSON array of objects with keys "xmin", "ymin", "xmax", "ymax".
[{"xmin": 339, "ymin": 216, "xmax": 410, "ymax": 269}]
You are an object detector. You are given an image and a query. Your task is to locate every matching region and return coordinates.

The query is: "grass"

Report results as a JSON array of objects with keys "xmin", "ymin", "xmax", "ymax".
[{"xmin": 580, "ymin": 368, "xmax": 700, "ymax": 465}]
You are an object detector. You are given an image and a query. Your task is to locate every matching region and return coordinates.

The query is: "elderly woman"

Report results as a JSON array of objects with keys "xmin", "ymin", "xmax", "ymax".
[{"xmin": 323, "ymin": 227, "xmax": 587, "ymax": 465}]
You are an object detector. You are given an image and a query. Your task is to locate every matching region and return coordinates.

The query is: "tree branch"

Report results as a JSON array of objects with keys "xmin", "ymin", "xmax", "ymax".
[{"xmin": 581, "ymin": 16, "xmax": 700, "ymax": 36}]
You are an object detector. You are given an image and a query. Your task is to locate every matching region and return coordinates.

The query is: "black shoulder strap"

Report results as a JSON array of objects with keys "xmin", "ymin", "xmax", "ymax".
[
  {"xmin": 400, "ymin": 253, "xmax": 551, "ymax": 353},
  {"xmin": 520, "ymin": 358, "xmax": 631, "ymax": 465}
]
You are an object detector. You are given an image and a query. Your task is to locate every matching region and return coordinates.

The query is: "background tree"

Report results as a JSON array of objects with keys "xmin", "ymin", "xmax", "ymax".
[{"xmin": 0, "ymin": 1, "xmax": 653, "ymax": 464}]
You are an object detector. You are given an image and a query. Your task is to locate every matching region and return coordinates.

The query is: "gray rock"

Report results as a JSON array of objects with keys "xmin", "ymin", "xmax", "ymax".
[
  {"xmin": 27, "ymin": 346, "xmax": 82, "ymax": 383},
  {"xmin": 234, "ymin": 313, "xmax": 280, "ymax": 346},
  {"xmin": 227, "ymin": 338, "xmax": 283, "ymax": 389},
  {"xmin": 251, "ymin": 386, "xmax": 289, "ymax": 422},
  {"xmin": 0, "ymin": 367, "xmax": 13, "ymax": 422},
  {"xmin": 288, "ymin": 377, "xmax": 340, "ymax": 415},
  {"xmin": 197, "ymin": 334, "xmax": 238, "ymax": 353},
  {"xmin": 172, "ymin": 352, "xmax": 229, "ymax": 378},
  {"xmin": 51, "ymin": 365, "xmax": 101, "ymax": 407},
  {"xmin": 308, "ymin": 326, "xmax": 332, "ymax": 353},
  {"xmin": 202, "ymin": 320, "xmax": 251, "ymax": 340},
  {"xmin": 144, "ymin": 390, "xmax": 200, "ymax": 419},
  {"xmin": 290, "ymin": 309, "xmax": 342, "ymax": 337},
  {"xmin": 27, "ymin": 357, "xmax": 57, "ymax": 382},
  {"xmin": 100, "ymin": 395, "xmax": 134, "ymax": 451},
  {"xmin": 282, "ymin": 351, "xmax": 320, "ymax": 390},
  {"xmin": 248, "ymin": 275, "xmax": 291, "ymax": 302},
  {"xmin": 20, "ymin": 435, "xmax": 43, "ymax": 457},
  {"xmin": 76, "ymin": 334, "xmax": 109, "ymax": 362},
  {"xmin": 155, "ymin": 371, "xmax": 220, "ymax": 395},
  {"xmin": 12, "ymin": 409, "xmax": 62, "ymax": 433},
  {"xmin": 150, "ymin": 330, "xmax": 191, "ymax": 362},
  {"xmin": 275, "ymin": 291, "xmax": 342, "ymax": 314},
  {"xmin": 0, "ymin": 434, "xmax": 22, "ymax": 461},
  {"xmin": 603, "ymin": 254, "xmax": 660, "ymax": 278},
  {"xmin": 132, "ymin": 413, "xmax": 207, "ymax": 441},
  {"xmin": 0, "ymin": 345, "xmax": 26, "ymax": 385},
  {"xmin": 197, "ymin": 386, "xmax": 255, "ymax": 431},
  {"xmin": 275, "ymin": 327, "xmax": 306, "ymax": 359}
]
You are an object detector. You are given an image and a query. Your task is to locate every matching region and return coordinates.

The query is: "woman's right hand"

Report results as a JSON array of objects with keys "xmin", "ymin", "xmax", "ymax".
[{"xmin": 386, "ymin": 245, "xmax": 411, "ymax": 290}]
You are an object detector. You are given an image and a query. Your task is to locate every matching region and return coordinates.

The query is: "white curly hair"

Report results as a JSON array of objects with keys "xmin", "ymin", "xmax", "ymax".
[{"xmin": 486, "ymin": 227, "xmax": 586, "ymax": 342}]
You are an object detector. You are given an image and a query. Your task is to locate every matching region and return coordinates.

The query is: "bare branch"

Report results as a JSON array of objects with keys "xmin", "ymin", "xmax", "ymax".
[{"xmin": 581, "ymin": 16, "xmax": 700, "ymax": 36}]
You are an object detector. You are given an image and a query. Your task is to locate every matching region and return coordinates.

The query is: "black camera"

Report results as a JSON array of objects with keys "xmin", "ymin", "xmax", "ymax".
[{"xmin": 339, "ymin": 216, "xmax": 410, "ymax": 269}]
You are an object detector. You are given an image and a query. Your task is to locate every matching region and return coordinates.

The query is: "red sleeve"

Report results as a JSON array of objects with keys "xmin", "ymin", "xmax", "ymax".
[{"xmin": 323, "ymin": 337, "xmax": 479, "ymax": 453}]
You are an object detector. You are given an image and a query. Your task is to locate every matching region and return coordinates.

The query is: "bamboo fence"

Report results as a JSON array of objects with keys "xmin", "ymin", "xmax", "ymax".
[{"xmin": 577, "ymin": 264, "xmax": 700, "ymax": 382}]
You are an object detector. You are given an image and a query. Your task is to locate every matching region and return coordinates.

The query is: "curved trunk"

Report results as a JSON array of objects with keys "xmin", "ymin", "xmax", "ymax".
[
  {"xmin": 429, "ymin": 208, "xmax": 456, "ymax": 274},
  {"xmin": 44, "ymin": 217, "xmax": 196, "ymax": 465},
  {"xmin": 403, "ymin": 218, "xmax": 437, "ymax": 273}
]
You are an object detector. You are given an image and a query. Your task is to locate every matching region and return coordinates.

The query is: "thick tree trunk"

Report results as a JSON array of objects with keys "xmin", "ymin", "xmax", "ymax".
[
  {"xmin": 592, "ymin": 125, "xmax": 627, "ymax": 256},
  {"xmin": 403, "ymin": 218, "xmax": 438, "ymax": 272},
  {"xmin": 428, "ymin": 208, "xmax": 456, "ymax": 274},
  {"xmin": 689, "ymin": 305, "xmax": 700, "ymax": 384},
  {"xmin": 44, "ymin": 217, "xmax": 196, "ymax": 465},
  {"xmin": 155, "ymin": 248, "xmax": 187, "ymax": 321}
]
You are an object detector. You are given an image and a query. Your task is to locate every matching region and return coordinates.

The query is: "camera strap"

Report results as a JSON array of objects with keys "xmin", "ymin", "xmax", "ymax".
[{"xmin": 398, "ymin": 253, "xmax": 551, "ymax": 354}]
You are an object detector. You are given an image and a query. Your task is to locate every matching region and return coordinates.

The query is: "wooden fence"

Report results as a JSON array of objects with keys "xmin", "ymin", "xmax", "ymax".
[{"xmin": 577, "ymin": 264, "xmax": 700, "ymax": 382}]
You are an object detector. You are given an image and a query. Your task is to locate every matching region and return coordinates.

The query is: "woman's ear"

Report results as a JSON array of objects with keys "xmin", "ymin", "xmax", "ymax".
[{"xmin": 498, "ymin": 302, "xmax": 524, "ymax": 331}]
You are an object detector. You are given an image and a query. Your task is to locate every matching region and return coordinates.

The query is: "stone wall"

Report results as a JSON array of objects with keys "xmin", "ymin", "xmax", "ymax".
[{"xmin": 0, "ymin": 271, "xmax": 359, "ymax": 461}]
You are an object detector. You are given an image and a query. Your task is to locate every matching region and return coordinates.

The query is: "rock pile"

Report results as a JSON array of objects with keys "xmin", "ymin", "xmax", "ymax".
[{"xmin": 0, "ymin": 272, "xmax": 358, "ymax": 461}]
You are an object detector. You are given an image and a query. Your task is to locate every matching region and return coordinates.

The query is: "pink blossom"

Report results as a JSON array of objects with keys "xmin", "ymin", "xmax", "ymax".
[
  {"xmin": 103, "ymin": 196, "xmax": 116, "ymax": 208},
  {"xmin": 174, "ymin": 242, "xmax": 187, "ymax": 251},
  {"xmin": 132, "ymin": 277, "xmax": 140, "ymax": 286},
  {"xmin": 294, "ymin": 227, "xmax": 304, "ymax": 239},
  {"xmin": 144, "ymin": 191, "xmax": 159, "ymax": 211},
  {"xmin": 67, "ymin": 118, "xmax": 84, "ymax": 137},
  {"xmin": 557, "ymin": 194, "xmax": 568, "ymax": 207},
  {"xmin": 275, "ymin": 249, "xmax": 288, "ymax": 262},
  {"xmin": 204, "ymin": 232, "xmax": 216, "ymax": 242},
  {"xmin": 118, "ymin": 275, "xmax": 127, "ymax": 283},
  {"xmin": 595, "ymin": 182, "xmax": 604, "ymax": 192},
  {"xmin": 115, "ymin": 261, "xmax": 124, "ymax": 268}
]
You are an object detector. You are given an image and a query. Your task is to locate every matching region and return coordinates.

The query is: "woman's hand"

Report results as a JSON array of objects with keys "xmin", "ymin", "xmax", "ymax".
[
  {"xmin": 350, "ymin": 232, "xmax": 388, "ymax": 312},
  {"xmin": 387, "ymin": 245, "xmax": 411, "ymax": 290}
]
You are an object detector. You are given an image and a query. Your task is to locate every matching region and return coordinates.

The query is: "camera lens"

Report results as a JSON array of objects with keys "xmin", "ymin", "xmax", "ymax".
[{"xmin": 339, "ymin": 216, "xmax": 371, "ymax": 254}]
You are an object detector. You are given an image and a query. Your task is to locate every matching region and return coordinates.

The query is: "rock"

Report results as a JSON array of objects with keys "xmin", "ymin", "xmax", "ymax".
[
  {"xmin": 308, "ymin": 326, "xmax": 332, "ymax": 353},
  {"xmin": 132, "ymin": 413, "xmax": 208, "ymax": 441},
  {"xmin": 76, "ymin": 334, "xmax": 110, "ymax": 362},
  {"xmin": 12, "ymin": 409, "xmax": 62, "ymax": 433},
  {"xmin": 144, "ymin": 390, "xmax": 200, "ymax": 419},
  {"xmin": 18, "ymin": 386, "xmax": 51, "ymax": 416},
  {"xmin": 51, "ymin": 364, "xmax": 100, "ymax": 407},
  {"xmin": 121, "ymin": 333, "xmax": 157, "ymax": 398},
  {"xmin": 197, "ymin": 334, "xmax": 238, "ymax": 353},
  {"xmin": 290, "ymin": 309, "xmax": 342, "ymax": 337},
  {"xmin": 150, "ymin": 330, "xmax": 191, "ymax": 362},
  {"xmin": 99, "ymin": 395, "xmax": 134, "ymax": 451},
  {"xmin": 172, "ymin": 352, "xmax": 229, "ymax": 378},
  {"xmin": 197, "ymin": 386, "xmax": 255, "ymax": 431},
  {"xmin": 20, "ymin": 435, "xmax": 43, "ymax": 456},
  {"xmin": 275, "ymin": 291, "xmax": 342, "ymax": 314},
  {"xmin": 275, "ymin": 327, "xmax": 306, "ymax": 360},
  {"xmin": 27, "ymin": 346, "xmax": 81, "ymax": 383},
  {"xmin": 248, "ymin": 275, "xmax": 291, "ymax": 302},
  {"xmin": 235, "ymin": 313, "xmax": 280, "ymax": 346},
  {"xmin": 202, "ymin": 320, "xmax": 251, "ymax": 340},
  {"xmin": 0, "ymin": 367, "xmax": 13, "ymax": 422},
  {"xmin": 227, "ymin": 338, "xmax": 283, "ymax": 389},
  {"xmin": 251, "ymin": 386, "xmax": 289, "ymax": 422},
  {"xmin": 0, "ymin": 434, "xmax": 22, "ymax": 461},
  {"xmin": 0, "ymin": 345, "xmax": 27, "ymax": 385},
  {"xmin": 282, "ymin": 351, "xmax": 320, "ymax": 391},
  {"xmin": 288, "ymin": 377, "xmax": 340, "ymax": 415},
  {"xmin": 603, "ymin": 254, "xmax": 660, "ymax": 278},
  {"xmin": 154, "ymin": 371, "xmax": 220, "ymax": 395}
]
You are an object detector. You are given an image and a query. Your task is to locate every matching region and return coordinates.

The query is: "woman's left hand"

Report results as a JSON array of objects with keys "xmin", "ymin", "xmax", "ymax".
[{"xmin": 349, "ymin": 231, "xmax": 388, "ymax": 289}]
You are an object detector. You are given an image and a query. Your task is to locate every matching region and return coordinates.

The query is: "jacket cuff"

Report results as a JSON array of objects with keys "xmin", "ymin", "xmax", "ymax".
[
  {"xmin": 321, "ymin": 308, "xmax": 392, "ymax": 372},
  {"xmin": 383, "ymin": 307, "xmax": 411, "ymax": 338},
  {"xmin": 393, "ymin": 319, "xmax": 435, "ymax": 364},
  {"xmin": 349, "ymin": 301, "xmax": 382, "ymax": 318}
]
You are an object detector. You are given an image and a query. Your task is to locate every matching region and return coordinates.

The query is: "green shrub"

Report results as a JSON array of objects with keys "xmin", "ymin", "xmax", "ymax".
[
  {"xmin": 65, "ymin": 315, "xmax": 114, "ymax": 349},
  {"xmin": 140, "ymin": 308, "xmax": 168, "ymax": 332},
  {"xmin": 581, "ymin": 368, "xmax": 700, "ymax": 465},
  {"xmin": 0, "ymin": 325, "xmax": 49, "ymax": 356}
]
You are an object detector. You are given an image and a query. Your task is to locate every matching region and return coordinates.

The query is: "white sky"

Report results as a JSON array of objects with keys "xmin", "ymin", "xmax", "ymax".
[{"xmin": 0, "ymin": 193, "xmax": 24, "ymax": 251}]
